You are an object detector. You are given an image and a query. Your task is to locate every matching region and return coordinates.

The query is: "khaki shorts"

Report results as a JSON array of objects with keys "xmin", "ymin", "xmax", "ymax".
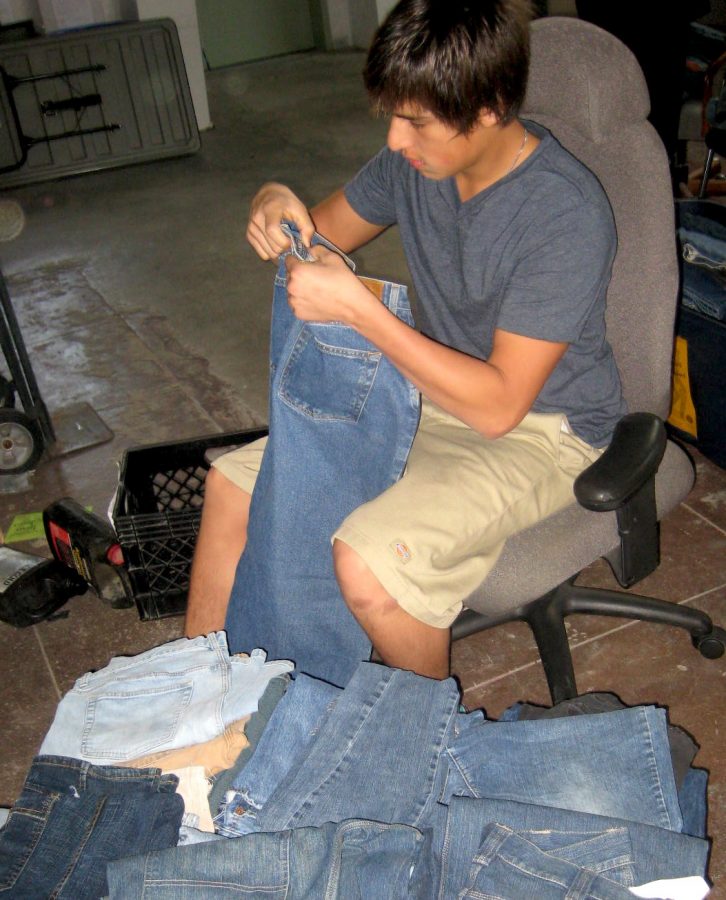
[
  {"xmin": 212, "ymin": 400, "xmax": 603, "ymax": 629},
  {"xmin": 212, "ymin": 438, "xmax": 267, "ymax": 495}
]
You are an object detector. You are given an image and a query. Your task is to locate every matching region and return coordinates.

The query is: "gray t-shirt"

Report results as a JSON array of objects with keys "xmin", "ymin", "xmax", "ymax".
[{"xmin": 344, "ymin": 121, "xmax": 626, "ymax": 446}]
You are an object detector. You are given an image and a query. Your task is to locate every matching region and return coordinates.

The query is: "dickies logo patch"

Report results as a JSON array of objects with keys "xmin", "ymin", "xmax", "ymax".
[{"xmin": 391, "ymin": 540, "xmax": 412, "ymax": 563}]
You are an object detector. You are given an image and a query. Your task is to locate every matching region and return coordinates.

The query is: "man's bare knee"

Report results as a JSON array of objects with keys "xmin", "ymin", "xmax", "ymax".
[{"xmin": 333, "ymin": 539, "xmax": 397, "ymax": 617}]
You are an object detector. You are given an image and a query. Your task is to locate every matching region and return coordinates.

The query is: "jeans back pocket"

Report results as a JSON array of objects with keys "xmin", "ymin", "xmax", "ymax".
[
  {"xmin": 278, "ymin": 324, "xmax": 381, "ymax": 422},
  {"xmin": 82, "ymin": 681, "xmax": 194, "ymax": 761}
]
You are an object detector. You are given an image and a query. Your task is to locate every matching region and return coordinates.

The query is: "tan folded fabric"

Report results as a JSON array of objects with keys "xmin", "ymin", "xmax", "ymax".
[{"xmin": 120, "ymin": 715, "xmax": 250, "ymax": 776}]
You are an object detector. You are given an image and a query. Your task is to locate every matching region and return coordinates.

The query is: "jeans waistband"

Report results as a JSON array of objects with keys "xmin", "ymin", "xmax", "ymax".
[
  {"xmin": 30, "ymin": 756, "xmax": 179, "ymax": 795},
  {"xmin": 279, "ymin": 221, "xmax": 412, "ymax": 323},
  {"xmin": 74, "ymin": 630, "xmax": 232, "ymax": 691},
  {"xmin": 280, "ymin": 221, "xmax": 356, "ymax": 270}
]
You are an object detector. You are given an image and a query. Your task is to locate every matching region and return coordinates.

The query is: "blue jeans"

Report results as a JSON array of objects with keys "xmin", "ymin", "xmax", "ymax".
[
  {"xmin": 0, "ymin": 756, "xmax": 182, "ymax": 899},
  {"xmin": 443, "ymin": 706, "xmax": 683, "ymax": 831},
  {"xmin": 207, "ymin": 673, "xmax": 290, "ymax": 818},
  {"xmin": 680, "ymin": 261, "xmax": 726, "ymax": 321},
  {"xmin": 438, "ymin": 796, "xmax": 710, "ymax": 897},
  {"xmin": 679, "ymin": 767, "xmax": 709, "ymax": 839},
  {"xmin": 39, "ymin": 633, "xmax": 293, "ymax": 763},
  {"xmin": 225, "ymin": 227, "xmax": 420, "ymax": 687},
  {"xmin": 215, "ymin": 673, "xmax": 340, "ymax": 836},
  {"xmin": 253, "ymin": 662, "xmax": 460, "ymax": 833},
  {"xmin": 107, "ymin": 817, "xmax": 433, "ymax": 899},
  {"xmin": 498, "ymin": 693, "xmax": 708, "ymax": 838},
  {"xmin": 678, "ymin": 201, "xmax": 726, "ymax": 321},
  {"xmin": 103, "ymin": 666, "xmax": 708, "ymax": 896},
  {"xmin": 457, "ymin": 824, "xmax": 638, "ymax": 898}
]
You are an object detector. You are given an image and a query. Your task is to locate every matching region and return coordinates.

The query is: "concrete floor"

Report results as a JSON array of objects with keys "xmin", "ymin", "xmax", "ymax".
[{"xmin": 0, "ymin": 49, "xmax": 725, "ymax": 893}]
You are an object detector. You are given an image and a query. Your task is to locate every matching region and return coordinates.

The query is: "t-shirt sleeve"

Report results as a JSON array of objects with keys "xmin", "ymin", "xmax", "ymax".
[
  {"xmin": 495, "ymin": 195, "xmax": 617, "ymax": 343},
  {"xmin": 344, "ymin": 147, "xmax": 399, "ymax": 227}
]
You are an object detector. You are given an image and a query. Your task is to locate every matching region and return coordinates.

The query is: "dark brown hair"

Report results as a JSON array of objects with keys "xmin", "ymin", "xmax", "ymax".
[{"xmin": 363, "ymin": 0, "xmax": 533, "ymax": 131}]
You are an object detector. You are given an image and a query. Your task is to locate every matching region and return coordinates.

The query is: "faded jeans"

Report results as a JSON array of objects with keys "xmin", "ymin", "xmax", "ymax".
[{"xmin": 40, "ymin": 634, "xmax": 292, "ymax": 763}]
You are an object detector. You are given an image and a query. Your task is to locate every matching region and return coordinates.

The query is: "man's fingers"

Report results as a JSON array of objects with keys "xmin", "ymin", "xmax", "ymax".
[{"xmin": 246, "ymin": 220, "xmax": 287, "ymax": 260}]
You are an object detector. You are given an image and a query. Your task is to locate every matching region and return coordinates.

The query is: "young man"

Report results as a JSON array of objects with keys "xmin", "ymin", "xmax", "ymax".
[{"xmin": 185, "ymin": 0, "xmax": 626, "ymax": 680}]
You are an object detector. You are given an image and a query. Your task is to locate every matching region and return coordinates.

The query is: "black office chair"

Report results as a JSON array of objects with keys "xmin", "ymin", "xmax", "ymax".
[{"xmin": 452, "ymin": 17, "xmax": 725, "ymax": 704}]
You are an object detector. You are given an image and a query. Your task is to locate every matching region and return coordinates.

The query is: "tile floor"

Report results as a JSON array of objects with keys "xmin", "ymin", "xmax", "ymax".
[{"xmin": 0, "ymin": 48, "xmax": 724, "ymax": 895}]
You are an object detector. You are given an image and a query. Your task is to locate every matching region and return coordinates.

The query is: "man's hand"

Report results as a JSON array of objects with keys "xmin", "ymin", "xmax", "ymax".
[
  {"xmin": 285, "ymin": 246, "xmax": 374, "ymax": 325},
  {"xmin": 246, "ymin": 182, "xmax": 315, "ymax": 260}
]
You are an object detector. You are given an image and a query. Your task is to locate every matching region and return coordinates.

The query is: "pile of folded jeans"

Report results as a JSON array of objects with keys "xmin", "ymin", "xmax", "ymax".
[{"xmin": 0, "ymin": 632, "xmax": 712, "ymax": 898}]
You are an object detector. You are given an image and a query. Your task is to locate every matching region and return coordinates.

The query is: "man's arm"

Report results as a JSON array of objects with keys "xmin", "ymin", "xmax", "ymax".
[
  {"xmin": 311, "ymin": 189, "xmax": 387, "ymax": 252},
  {"xmin": 247, "ymin": 182, "xmax": 385, "ymax": 260},
  {"xmin": 285, "ymin": 248, "xmax": 568, "ymax": 438}
]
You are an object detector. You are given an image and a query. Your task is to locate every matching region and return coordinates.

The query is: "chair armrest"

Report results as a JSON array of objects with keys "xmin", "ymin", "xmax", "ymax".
[{"xmin": 573, "ymin": 413, "xmax": 667, "ymax": 512}]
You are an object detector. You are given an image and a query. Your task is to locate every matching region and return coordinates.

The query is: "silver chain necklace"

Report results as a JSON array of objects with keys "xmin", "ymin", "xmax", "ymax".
[{"xmin": 505, "ymin": 126, "xmax": 528, "ymax": 177}]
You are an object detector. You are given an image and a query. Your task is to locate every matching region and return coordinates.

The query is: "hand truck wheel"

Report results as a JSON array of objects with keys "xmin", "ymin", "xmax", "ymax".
[{"xmin": 0, "ymin": 408, "xmax": 43, "ymax": 473}]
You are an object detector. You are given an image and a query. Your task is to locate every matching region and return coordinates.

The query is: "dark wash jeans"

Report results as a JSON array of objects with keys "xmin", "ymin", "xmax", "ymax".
[
  {"xmin": 225, "ymin": 225, "xmax": 421, "ymax": 686},
  {"xmin": 0, "ymin": 755, "xmax": 182, "ymax": 899}
]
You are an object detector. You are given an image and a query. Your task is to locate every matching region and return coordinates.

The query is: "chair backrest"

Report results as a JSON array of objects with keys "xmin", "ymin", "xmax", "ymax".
[{"xmin": 522, "ymin": 17, "xmax": 679, "ymax": 420}]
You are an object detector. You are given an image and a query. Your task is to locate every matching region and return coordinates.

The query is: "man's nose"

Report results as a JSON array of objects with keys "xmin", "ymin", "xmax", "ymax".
[{"xmin": 387, "ymin": 117, "xmax": 409, "ymax": 153}]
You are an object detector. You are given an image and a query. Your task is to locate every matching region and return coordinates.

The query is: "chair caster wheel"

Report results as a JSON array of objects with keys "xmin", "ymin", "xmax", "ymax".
[{"xmin": 693, "ymin": 626, "xmax": 726, "ymax": 660}]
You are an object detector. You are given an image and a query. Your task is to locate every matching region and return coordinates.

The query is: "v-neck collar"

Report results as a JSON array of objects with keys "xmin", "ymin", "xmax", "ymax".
[{"xmin": 436, "ymin": 120, "xmax": 549, "ymax": 213}]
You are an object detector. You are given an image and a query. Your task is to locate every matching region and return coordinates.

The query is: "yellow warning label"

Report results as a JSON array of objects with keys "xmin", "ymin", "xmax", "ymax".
[{"xmin": 668, "ymin": 336, "xmax": 698, "ymax": 438}]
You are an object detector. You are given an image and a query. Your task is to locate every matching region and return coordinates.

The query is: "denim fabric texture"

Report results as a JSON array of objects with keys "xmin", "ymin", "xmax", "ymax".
[
  {"xmin": 678, "ymin": 203, "xmax": 726, "ymax": 321},
  {"xmin": 443, "ymin": 706, "xmax": 683, "ymax": 831},
  {"xmin": 225, "ymin": 225, "xmax": 421, "ymax": 686},
  {"xmin": 679, "ymin": 768, "xmax": 710, "ymax": 840},
  {"xmin": 437, "ymin": 796, "xmax": 710, "ymax": 898},
  {"xmin": 107, "ymin": 818, "xmax": 433, "ymax": 900},
  {"xmin": 253, "ymin": 662, "xmax": 460, "ymax": 833},
  {"xmin": 39, "ymin": 634, "xmax": 292, "ymax": 763},
  {"xmin": 207, "ymin": 673, "xmax": 290, "ymax": 817},
  {"xmin": 216, "ymin": 672, "xmax": 340, "ymax": 836},
  {"xmin": 98, "ymin": 664, "xmax": 709, "ymax": 898},
  {"xmin": 680, "ymin": 262, "xmax": 726, "ymax": 321},
  {"xmin": 0, "ymin": 756, "xmax": 182, "ymax": 899},
  {"xmin": 503, "ymin": 692, "xmax": 699, "ymax": 792},
  {"xmin": 459, "ymin": 824, "xmax": 638, "ymax": 899}
]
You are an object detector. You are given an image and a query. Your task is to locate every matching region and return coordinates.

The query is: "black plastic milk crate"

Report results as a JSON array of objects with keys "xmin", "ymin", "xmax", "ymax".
[{"xmin": 112, "ymin": 428, "xmax": 267, "ymax": 620}]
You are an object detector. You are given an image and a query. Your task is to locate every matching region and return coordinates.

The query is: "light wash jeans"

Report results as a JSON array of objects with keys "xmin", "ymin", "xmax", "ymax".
[
  {"xmin": 225, "ymin": 225, "xmax": 421, "ymax": 687},
  {"xmin": 40, "ymin": 633, "xmax": 292, "ymax": 763}
]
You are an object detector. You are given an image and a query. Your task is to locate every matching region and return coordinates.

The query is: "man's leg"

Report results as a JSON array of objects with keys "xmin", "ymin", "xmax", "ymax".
[
  {"xmin": 184, "ymin": 467, "xmax": 252, "ymax": 638},
  {"xmin": 333, "ymin": 539, "xmax": 450, "ymax": 680}
]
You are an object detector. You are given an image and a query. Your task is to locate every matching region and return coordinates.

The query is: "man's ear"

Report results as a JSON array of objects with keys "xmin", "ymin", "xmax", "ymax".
[{"xmin": 477, "ymin": 108, "xmax": 501, "ymax": 128}]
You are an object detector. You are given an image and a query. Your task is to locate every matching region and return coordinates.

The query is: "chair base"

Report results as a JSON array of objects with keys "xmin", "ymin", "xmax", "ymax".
[{"xmin": 452, "ymin": 579, "xmax": 725, "ymax": 705}]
